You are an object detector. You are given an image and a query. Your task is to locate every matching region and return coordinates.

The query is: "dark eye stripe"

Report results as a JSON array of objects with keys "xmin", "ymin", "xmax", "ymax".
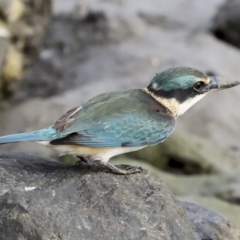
[{"xmin": 148, "ymin": 86, "xmax": 194, "ymax": 103}]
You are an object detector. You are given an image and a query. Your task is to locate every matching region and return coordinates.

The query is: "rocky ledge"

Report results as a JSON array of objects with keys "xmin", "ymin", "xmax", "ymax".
[{"xmin": 0, "ymin": 151, "xmax": 239, "ymax": 240}]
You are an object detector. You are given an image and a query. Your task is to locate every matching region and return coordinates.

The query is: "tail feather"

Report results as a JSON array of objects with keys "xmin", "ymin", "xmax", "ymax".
[{"xmin": 0, "ymin": 127, "xmax": 56, "ymax": 144}]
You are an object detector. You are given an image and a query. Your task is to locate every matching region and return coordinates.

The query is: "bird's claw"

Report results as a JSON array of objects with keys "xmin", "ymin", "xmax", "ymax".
[
  {"xmin": 119, "ymin": 165, "xmax": 142, "ymax": 173},
  {"xmin": 75, "ymin": 157, "xmax": 142, "ymax": 175},
  {"xmin": 76, "ymin": 156, "xmax": 94, "ymax": 166},
  {"xmin": 100, "ymin": 163, "xmax": 142, "ymax": 175}
]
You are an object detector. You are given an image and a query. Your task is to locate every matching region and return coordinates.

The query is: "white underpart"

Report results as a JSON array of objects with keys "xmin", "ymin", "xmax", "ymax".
[
  {"xmin": 143, "ymin": 88, "xmax": 207, "ymax": 118},
  {"xmin": 151, "ymin": 93, "xmax": 207, "ymax": 117},
  {"xmin": 38, "ymin": 140, "xmax": 146, "ymax": 163},
  {"xmin": 178, "ymin": 93, "xmax": 207, "ymax": 116},
  {"xmin": 53, "ymin": 145, "xmax": 146, "ymax": 163}
]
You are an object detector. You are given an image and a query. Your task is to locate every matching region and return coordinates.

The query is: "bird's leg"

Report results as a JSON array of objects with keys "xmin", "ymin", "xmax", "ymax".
[
  {"xmin": 75, "ymin": 157, "xmax": 142, "ymax": 174},
  {"xmin": 99, "ymin": 162, "xmax": 142, "ymax": 175},
  {"xmin": 76, "ymin": 156, "xmax": 94, "ymax": 166}
]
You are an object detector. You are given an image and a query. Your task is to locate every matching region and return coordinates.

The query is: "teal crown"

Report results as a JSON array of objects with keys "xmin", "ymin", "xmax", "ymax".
[{"xmin": 148, "ymin": 67, "xmax": 207, "ymax": 91}]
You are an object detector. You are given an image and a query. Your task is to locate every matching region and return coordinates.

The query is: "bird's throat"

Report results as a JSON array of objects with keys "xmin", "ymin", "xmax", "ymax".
[
  {"xmin": 143, "ymin": 88, "xmax": 177, "ymax": 117},
  {"xmin": 142, "ymin": 88, "xmax": 205, "ymax": 118}
]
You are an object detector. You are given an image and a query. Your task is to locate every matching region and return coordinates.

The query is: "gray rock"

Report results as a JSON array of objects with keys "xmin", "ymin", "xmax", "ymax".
[
  {"xmin": 0, "ymin": 151, "xmax": 200, "ymax": 240},
  {"xmin": 0, "ymin": 38, "xmax": 7, "ymax": 69},
  {"xmin": 86, "ymin": 0, "xmax": 224, "ymax": 30},
  {"xmin": 114, "ymin": 159, "xmax": 240, "ymax": 228},
  {"xmin": 11, "ymin": 0, "xmax": 225, "ymax": 101},
  {"xmin": 126, "ymin": 130, "xmax": 240, "ymax": 175},
  {"xmin": 0, "ymin": 0, "xmax": 52, "ymax": 98},
  {"xmin": 113, "ymin": 159, "xmax": 240, "ymax": 197},
  {"xmin": 182, "ymin": 201, "xmax": 240, "ymax": 240},
  {"xmin": 179, "ymin": 195, "xmax": 240, "ymax": 230},
  {"xmin": 212, "ymin": 0, "xmax": 240, "ymax": 48}
]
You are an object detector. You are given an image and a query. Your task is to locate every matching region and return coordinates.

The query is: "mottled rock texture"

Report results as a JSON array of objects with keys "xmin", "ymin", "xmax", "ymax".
[
  {"xmin": 0, "ymin": 151, "xmax": 200, "ymax": 240},
  {"xmin": 1, "ymin": 152, "xmax": 240, "ymax": 239},
  {"xmin": 183, "ymin": 202, "xmax": 240, "ymax": 240}
]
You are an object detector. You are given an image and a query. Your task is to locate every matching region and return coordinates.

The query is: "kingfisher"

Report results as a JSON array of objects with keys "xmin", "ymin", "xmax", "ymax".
[{"xmin": 0, "ymin": 67, "xmax": 239, "ymax": 174}]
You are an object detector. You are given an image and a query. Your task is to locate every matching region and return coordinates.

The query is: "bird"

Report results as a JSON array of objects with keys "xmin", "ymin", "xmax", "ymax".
[{"xmin": 0, "ymin": 67, "xmax": 239, "ymax": 174}]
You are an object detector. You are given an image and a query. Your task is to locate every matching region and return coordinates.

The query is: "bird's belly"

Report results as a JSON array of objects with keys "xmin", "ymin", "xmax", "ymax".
[{"xmin": 46, "ymin": 143, "xmax": 146, "ymax": 163}]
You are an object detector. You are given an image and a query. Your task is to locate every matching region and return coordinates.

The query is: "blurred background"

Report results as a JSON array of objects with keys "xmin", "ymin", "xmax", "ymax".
[{"xmin": 0, "ymin": 0, "xmax": 240, "ymax": 228}]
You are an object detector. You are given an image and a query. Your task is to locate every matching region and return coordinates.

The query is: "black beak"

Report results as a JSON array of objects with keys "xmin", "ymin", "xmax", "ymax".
[{"xmin": 202, "ymin": 76, "xmax": 240, "ymax": 92}]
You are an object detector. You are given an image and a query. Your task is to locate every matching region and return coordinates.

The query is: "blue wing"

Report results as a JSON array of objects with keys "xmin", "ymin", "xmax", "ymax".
[
  {"xmin": 51, "ymin": 111, "xmax": 175, "ymax": 147},
  {"xmin": 50, "ymin": 90, "xmax": 176, "ymax": 147}
]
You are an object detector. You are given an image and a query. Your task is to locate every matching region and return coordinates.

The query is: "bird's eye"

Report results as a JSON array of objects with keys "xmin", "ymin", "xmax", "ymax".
[{"xmin": 193, "ymin": 81, "xmax": 205, "ymax": 92}]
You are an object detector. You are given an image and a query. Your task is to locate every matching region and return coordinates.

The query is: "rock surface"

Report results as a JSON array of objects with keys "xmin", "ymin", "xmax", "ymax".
[
  {"xmin": 212, "ymin": 0, "xmax": 240, "ymax": 49},
  {"xmin": 1, "ymin": 151, "xmax": 240, "ymax": 240},
  {"xmin": 180, "ymin": 195, "xmax": 240, "ymax": 230},
  {"xmin": 183, "ymin": 202, "xmax": 240, "ymax": 240},
  {"xmin": 113, "ymin": 159, "xmax": 240, "ymax": 228},
  {"xmin": 0, "ymin": 151, "xmax": 200, "ymax": 240}
]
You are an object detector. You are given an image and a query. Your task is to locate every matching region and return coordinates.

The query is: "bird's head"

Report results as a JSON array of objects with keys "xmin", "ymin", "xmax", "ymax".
[{"xmin": 145, "ymin": 67, "xmax": 240, "ymax": 117}]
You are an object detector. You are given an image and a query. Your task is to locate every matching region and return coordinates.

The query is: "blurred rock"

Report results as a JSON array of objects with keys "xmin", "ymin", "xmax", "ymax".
[
  {"xmin": 113, "ymin": 159, "xmax": 240, "ymax": 227},
  {"xmin": 86, "ymin": 0, "xmax": 224, "ymax": 31},
  {"xmin": 180, "ymin": 196, "xmax": 240, "ymax": 229},
  {"xmin": 113, "ymin": 158, "xmax": 240, "ymax": 197},
  {"xmin": 0, "ymin": 0, "xmax": 51, "ymax": 98},
  {"xmin": 126, "ymin": 130, "xmax": 240, "ymax": 175},
  {"xmin": 1, "ymin": 43, "xmax": 23, "ymax": 81},
  {"xmin": 0, "ymin": 37, "xmax": 7, "ymax": 84},
  {"xmin": 0, "ymin": 151, "xmax": 200, "ymax": 240},
  {"xmin": 182, "ymin": 201, "xmax": 240, "ymax": 240},
  {"xmin": 12, "ymin": 0, "xmax": 226, "ymax": 102},
  {"xmin": 13, "ymin": 11, "xmax": 110, "ymax": 99},
  {"xmin": 0, "ymin": 0, "xmax": 25, "ymax": 23},
  {"xmin": 212, "ymin": 0, "xmax": 240, "ymax": 48}
]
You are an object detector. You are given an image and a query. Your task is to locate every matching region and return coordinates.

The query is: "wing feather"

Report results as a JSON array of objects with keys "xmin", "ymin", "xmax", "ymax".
[
  {"xmin": 51, "ymin": 111, "xmax": 175, "ymax": 147},
  {"xmin": 50, "ymin": 90, "xmax": 176, "ymax": 147}
]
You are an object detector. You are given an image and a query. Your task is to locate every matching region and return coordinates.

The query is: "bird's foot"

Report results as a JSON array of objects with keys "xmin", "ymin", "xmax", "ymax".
[
  {"xmin": 76, "ymin": 156, "xmax": 94, "ymax": 166},
  {"xmin": 99, "ymin": 162, "xmax": 142, "ymax": 175},
  {"xmin": 75, "ymin": 157, "xmax": 142, "ymax": 174}
]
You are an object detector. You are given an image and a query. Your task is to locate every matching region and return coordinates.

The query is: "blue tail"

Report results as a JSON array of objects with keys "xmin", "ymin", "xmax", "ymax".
[{"xmin": 0, "ymin": 127, "xmax": 57, "ymax": 144}]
